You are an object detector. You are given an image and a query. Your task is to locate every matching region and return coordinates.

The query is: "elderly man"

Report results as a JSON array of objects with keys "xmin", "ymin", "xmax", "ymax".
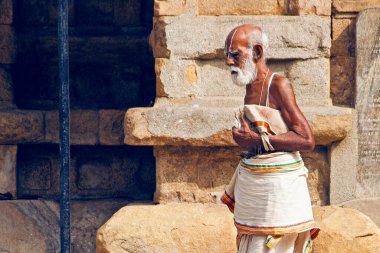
[{"xmin": 221, "ymin": 25, "xmax": 319, "ymax": 253}]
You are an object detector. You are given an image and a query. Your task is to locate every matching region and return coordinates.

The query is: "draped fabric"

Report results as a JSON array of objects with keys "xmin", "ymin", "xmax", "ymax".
[{"xmin": 221, "ymin": 152, "xmax": 319, "ymax": 252}]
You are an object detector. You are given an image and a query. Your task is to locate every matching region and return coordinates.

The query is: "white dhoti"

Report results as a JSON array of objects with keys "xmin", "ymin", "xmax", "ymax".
[{"xmin": 221, "ymin": 152, "xmax": 319, "ymax": 253}]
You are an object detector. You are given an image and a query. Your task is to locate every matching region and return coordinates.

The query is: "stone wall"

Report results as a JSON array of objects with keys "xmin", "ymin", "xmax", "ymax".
[
  {"xmin": 125, "ymin": 0, "xmax": 369, "ymax": 206},
  {"xmin": 0, "ymin": 1, "xmax": 155, "ymax": 252}
]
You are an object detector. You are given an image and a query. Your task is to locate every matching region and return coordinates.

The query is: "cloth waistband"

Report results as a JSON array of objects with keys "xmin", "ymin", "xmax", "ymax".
[{"xmin": 240, "ymin": 151, "xmax": 304, "ymax": 173}]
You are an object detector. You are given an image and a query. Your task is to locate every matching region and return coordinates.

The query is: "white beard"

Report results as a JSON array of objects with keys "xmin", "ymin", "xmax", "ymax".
[{"xmin": 230, "ymin": 55, "xmax": 257, "ymax": 87}]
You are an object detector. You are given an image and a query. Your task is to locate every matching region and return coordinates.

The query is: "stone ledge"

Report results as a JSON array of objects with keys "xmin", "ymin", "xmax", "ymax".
[
  {"xmin": 96, "ymin": 204, "xmax": 380, "ymax": 253},
  {"xmin": 333, "ymin": 0, "xmax": 380, "ymax": 13},
  {"xmin": 150, "ymin": 14, "xmax": 331, "ymax": 60},
  {"xmin": 124, "ymin": 99, "xmax": 353, "ymax": 146},
  {"xmin": 154, "ymin": 0, "xmax": 331, "ymax": 16},
  {"xmin": 0, "ymin": 109, "xmax": 125, "ymax": 145}
]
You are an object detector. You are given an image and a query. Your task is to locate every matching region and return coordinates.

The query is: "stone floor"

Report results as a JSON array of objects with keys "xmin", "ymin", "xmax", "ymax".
[{"xmin": 341, "ymin": 198, "xmax": 380, "ymax": 227}]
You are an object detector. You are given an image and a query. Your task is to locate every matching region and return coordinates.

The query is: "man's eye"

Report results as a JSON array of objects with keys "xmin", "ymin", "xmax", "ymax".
[{"xmin": 232, "ymin": 53, "xmax": 239, "ymax": 59}]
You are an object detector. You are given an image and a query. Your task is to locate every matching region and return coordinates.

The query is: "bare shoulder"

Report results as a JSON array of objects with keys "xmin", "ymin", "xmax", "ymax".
[{"xmin": 269, "ymin": 74, "xmax": 296, "ymax": 106}]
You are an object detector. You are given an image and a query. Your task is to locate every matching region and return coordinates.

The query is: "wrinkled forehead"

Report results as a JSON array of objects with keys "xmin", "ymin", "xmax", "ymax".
[{"xmin": 224, "ymin": 29, "xmax": 249, "ymax": 53}]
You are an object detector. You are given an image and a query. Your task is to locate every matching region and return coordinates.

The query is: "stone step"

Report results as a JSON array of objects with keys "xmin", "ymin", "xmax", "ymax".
[
  {"xmin": 96, "ymin": 203, "xmax": 380, "ymax": 253},
  {"xmin": 124, "ymin": 99, "xmax": 353, "ymax": 146}
]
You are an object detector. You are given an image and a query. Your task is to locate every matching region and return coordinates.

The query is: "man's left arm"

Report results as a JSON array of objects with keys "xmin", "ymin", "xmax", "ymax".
[
  {"xmin": 232, "ymin": 77, "xmax": 315, "ymax": 152},
  {"xmin": 266, "ymin": 77, "xmax": 315, "ymax": 151}
]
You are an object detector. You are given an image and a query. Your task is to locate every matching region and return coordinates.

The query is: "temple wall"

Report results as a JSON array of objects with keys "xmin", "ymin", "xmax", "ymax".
[{"xmin": 1, "ymin": 1, "xmax": 380, "ymax": 252}]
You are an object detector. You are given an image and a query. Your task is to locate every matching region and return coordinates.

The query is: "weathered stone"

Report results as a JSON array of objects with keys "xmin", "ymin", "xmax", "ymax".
[
  {"xmin": 114, "ymin": 0, "xmax": 141, "ymax": 26},
  {"xmin": 198, "ymin": 0, "xmax": 286, "ymax": 15},
  {"xmin": 96, "ymin": 203, "xmax": 237, "ymax": 253},
  {"xmin": 154, "ymin": 146, "xmax": 240, "ymax": 203},
  {"xmin": 287, "ymin": 0, "xmax": 331, "ymax": 16},
  {"xmin": 333, "ymin": 0, "xmax": 380, "ymax": 13},
  {"xmin": 331, "ymin": 56, "xmax": 355, "ymax": 107},
  {"xmin": 97, "ymin": 204, "xmax": 380, "ymax": 253},
  {"xmin": 0, "ymin": 200, "xmax": 130, "ymax": 253},
  {"xmin": 150, "ymin": 14, "xmax": 331, "ymax": 60},
  {"xmin": 0, "ymin": 0, "xmax": 13, "ymax": 24},
  {"xmin": 0, "ymin": 110, "xmax": 44, "ymax": 143},
  {"xmin": 17, "ymin": 145, "xmax": 60, "ymax": 197},
  {"xmin": 0, "ymin": 145, "xmax": 16, "ymax": 198},
  {"xmin": 301, "ymin": 147, "xmax": 330, "ymax": 206},
  {"xmin": 0, "ymin": 25, "xmax": 15, "ymax": 64},
  {"xmin": 124, "ymin": 100, "xmax": 352, "ymax": 146},
  {"xmin": 154, "ymin": 0, "xmax": 197, "ymax": 16},
  {"xmin": 75, "ymin": 153, "xmax": 141, "ymax": 198},
  {"xmin": 17, "ymin": 145, "xmax": 155, "ymax": 200},
  {"xmin": 155, "ymin": 58, "xmax": 169, "ymax": 96},
  {"xmin": 99, "ymin": 110, "xmax": 125, "ymax": 145},
  {"xmin": 355, "ymin": 8, "xmax": 380, "ymax": 198},
  {"xmin": 342, "ymin": 198, "xmax": 380, "ymax": 228},
  {"xmin": 45, "ymin": 110, "xmax": 99, "ymax": 145},
  {"xmin": 329, "ymin": 111, "xmax": 358, "ymax": 204},
  {"xmin": 304, "ymin": 106, "xmax": 353, "ymax": 146},
  {"xmin": 0, "ymin": 200, "xmax": 60, "ymax": 253},
  {"xmin": 156, "ymin": 58, "xmax": 331, "ymax": 106},
  {"xmin": 332, "ymin": 15, "xmax": 356, "ymax": 57},
  {"xmin": 72, "ymin": 200, "xmax": 130, "ymax": 253},
  {"xmin": 0, "ymin": 66, "xmax": 14, "ymax": 108},
  {"xmin": 154, "ymin": 146, "xmax": 330, "ymax": 204},
  {"xmin": 313, "ymin": 206, "xmax": 380, "ymax": 253}
]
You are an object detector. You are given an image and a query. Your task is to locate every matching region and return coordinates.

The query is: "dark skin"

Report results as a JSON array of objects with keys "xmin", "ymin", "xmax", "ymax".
[{"xmin": 226, "ymin": 25, "xmax": 315, "ymax": 152}]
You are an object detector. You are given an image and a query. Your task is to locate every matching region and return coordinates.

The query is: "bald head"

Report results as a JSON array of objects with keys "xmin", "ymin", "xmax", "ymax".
[{"xmin": 225, "ymin": 24, "xmax": 269, "ymax": 60}]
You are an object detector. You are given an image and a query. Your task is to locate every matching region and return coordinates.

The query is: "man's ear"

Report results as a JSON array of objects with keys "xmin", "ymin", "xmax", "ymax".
[{"xmin": 253, "ymin": 45, "xmax": 263, "ymax": 62}]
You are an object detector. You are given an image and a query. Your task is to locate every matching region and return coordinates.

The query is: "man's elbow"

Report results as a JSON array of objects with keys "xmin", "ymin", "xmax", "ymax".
[{"xmin": 303, "ymin": 138, "xmax": 315, "ymax": 151}]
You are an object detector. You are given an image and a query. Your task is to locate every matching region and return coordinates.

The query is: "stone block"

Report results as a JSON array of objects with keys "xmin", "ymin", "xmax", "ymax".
[
  {"xmin": 333, "ymin": 0, "xmax": 380, "ymax": 13},
  {"xmin": 301, "ymin": 147, "xmax": 330, "ymax": 206},
  {"xmin": 198, "ymin": 0, "xmax": 286, "ymax": 15},
  {"xmin": 156, "ymin": 58, "xmax": 331, "ymax": 106},
  {"xmin": 114, "ymin": 0, "xmax": 142, "ymax": 26},
  {"xmin": 0, "ymin": 200, "xmax": 129, "ymax": 253},
  {"xmin": 150, "ymin": 14, "xmax": 331, "ymax": 60},
  {"xmin": 154, "ymin": 146, "xmax": 240, "ymax": 203},
  {"xmin": 342, "ymin": 198, "xmax": 380, "ymax": 228},
  {"xmin": 72, "ymin": 200, "xmax": 130, "ymax": 253},
  {"xmin": 0, "ymin": 200, "xmax": 60, "ymax": 252},
  {"xmin": 288, "ymin": 0, "xmax": 331, "ymax": 16},
  {"xmin": 99, "ymin": 110, "xmax": 125, "ymax": 145},
  {"xmin": 17, "ymin": 145, "xmax": 155, "ymax": 200},
  {"xmin": 313, "ymin": 206, "xmax": 380, "ymax": 253},
  {"xmin": 332, "ymin": 15, "xmax": 356, "ymax": 57},
  {"xmin": 154, "ymin": 0, "xmax": 197, "ymax": 16},
  {"xmin": 17, "ymin": 145, "xmax": 60, "ymax": 197},
  {"xmin": 125, "ymin": 99, "xmax": 352, "ymax": 146},
  {"xmin": 0, "ymin": 0, "xmax": 13, "ymax": 24},
  {"xmin": 0, "ymin": 66, "xmax": 14, "ymax": 108},
  {"xmin": 0, "ymin": 145, "xmax": 16, "ymax": 198},
  {"xmin": 97, "ymin": 205, "xmax": 380, "ymax": 253},
  {"xmin": 0, "ymin": 25, "xmax": 15, "ymax": 64},
  {"xmin": 96, "ymin": 203, "xmax": 237, "ymax": 253},
  {"xmin": 0, "ymin": 110, "xmax": 44, "ymax": 143},
  {"xmin": 45, "ymin": 110, "xmax": 99, "ymax": 145},
  {"xmin": 154, "ymin": 146, "xmax": 330, "ymax": 204},
  {"xmin": 355, "ymin": 8, "xmax": 380, "ymax": 199},
  {"xmin": 330, "ymin": 56, "xmax": 355, "ymax": 107}
]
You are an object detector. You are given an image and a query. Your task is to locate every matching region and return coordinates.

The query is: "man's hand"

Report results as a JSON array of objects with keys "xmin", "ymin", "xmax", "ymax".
[{"xmin": 232, "ymin": 112, "xmax": 261, "ymax": 149}]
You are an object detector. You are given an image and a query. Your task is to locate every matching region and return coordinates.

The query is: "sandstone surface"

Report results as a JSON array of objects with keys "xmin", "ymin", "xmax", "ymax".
[{"xmin": 150, "ymin": 14, "xmax": 331, "ymax": 60}]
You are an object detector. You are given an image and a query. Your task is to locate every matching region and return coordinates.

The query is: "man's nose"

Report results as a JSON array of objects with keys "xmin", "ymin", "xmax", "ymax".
[{"xmin": 226, "ymin": 57, "xmax": 234, "ymax": 66}]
